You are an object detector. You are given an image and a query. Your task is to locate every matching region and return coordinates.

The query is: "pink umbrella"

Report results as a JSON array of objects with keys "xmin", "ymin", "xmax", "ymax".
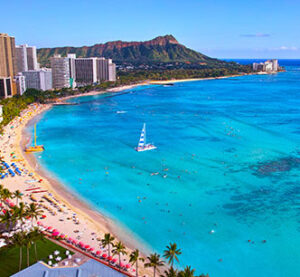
[
  {"xmin": 60, "ymin": 234, "xmax": 65, "ymax": 238},
  {"xmin": 96, "ymin": 250, "xmax": 101, "ymax": 256},
  {"xmin": 47, "ymin": 226, "xmax": 53, "ymax": 230},
  {"xmin": 107, "ymin": 256, "xmax": 113, "ymax": 261},
  {"xmin": 79, "ymin": 241, "xmax": 84, "ymax": 246},
  {"xmin": 52, "ymin": 229, "xmax": 58, "ymax": 233},
  {"xmin": 37, "ymin": 221, "xmax": 41, "ymax": 225},
  {"xmin": 89, "ymin": 247, "xmax": 95, "ymax": 252},
  {"xmin": 102, "ymin": 254, "xmax": 107, "ymax": 258},
  {"xmin": 84, "ymin": 245, "xmax": 90, "ymax": 249},
  {"xmin": 126, "ymin": 264, "xmax": 131, "ymax": 269},
  {"xmin": 52, "ymin": 231, "xmax": 60, "ymax": 236},
  {"xmin": 73, "ymin": 239, "xmax": 79, "ymax": 245},
  {"xmin": 112, "ymin": 258, "xmax": 117, "ymax": 263},
  {"xmin": 133, "ymin": 269, "xmax": 136, "ymax": 272},
  {"xmin": 120, "ymin": 262, "xmax": 125, "ymax": 267}
]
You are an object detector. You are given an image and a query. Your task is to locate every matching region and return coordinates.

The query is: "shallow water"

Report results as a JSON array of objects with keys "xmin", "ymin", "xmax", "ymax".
[{"xmin": 32, "ymin": 66, "xmax": 300, "ymax": 277}]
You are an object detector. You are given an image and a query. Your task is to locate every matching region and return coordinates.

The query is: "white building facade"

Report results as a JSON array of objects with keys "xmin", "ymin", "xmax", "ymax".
[
  {"xmin": 14, "ymin": 73, "xmax": 26, "ymax": 95},
  {"xmin": 22, "ymin": 68, "xmax": 52, "ymax": 91},
  {"xmin": 51, "ymin": 54, "xmax": 71, "ymax": 89},
  {"xmin": 15, "ymin": 44, "xmax": 39, "ymax": 73}
]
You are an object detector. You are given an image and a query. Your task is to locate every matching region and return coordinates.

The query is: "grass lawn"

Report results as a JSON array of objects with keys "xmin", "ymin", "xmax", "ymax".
[{"xmin": 0, "ymin": 238, "xmax": 73, "ymax": 277}]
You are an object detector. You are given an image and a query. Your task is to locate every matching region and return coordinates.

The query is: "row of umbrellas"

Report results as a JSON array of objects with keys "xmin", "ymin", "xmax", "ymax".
[{"xmin": 37, "ymin": 222, "xmax": 132, "ymax": 270}]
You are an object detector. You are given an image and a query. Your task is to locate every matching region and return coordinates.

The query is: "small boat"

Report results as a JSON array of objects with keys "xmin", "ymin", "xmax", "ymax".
[
  {"xmin": 25, "ymin": 124, "xmax": 44, "ymax": 153},
  {"xmin": 135, "ymin": 123, "xmax": 157, "ymax": 152}
]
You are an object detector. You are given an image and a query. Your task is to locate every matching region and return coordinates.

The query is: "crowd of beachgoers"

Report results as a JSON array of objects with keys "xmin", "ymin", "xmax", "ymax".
[{"xmin": 0, "ymin": 103, "xmax": 151, "ymax": 275}]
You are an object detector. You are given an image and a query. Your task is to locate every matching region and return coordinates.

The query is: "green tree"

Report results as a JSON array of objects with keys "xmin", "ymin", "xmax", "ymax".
[
  {"xmin": 13, "ymin": 190, "xmax": 22, "ymax": 206},
  {"xmin": 163, "ymin": 243, "xmax": 182, "ymax": 268},
  {"xmin": 144, "ymin": 253, "xmax": 164, "ymax": 277},
  {"xmin": 29, "ymin": 227, "xmax": 45, "ymax": 261},
  {"xmin": 0, "ymin": 210, "xmax": 14, "ymax": 229},
  {"xmin": 112, "ymin": 241, "xmax": 127, "ymax": 266},
  {"xmin": 101, "ymin": 233, "xmax": 115, "ymax": 257},
  {"xmin": 129, "ymin": 249, "xmax": 145, "ymax": 277},
  {"xmin": 8, "ymin": 231, "xmax": 26, "ymax": 271},
  {"xmin": 161, "ymin": 267, "xmax": 178, "ymax": 277},
  {"xmin": 26, "ymin": 203, "xmax": 43, "ymax": 226},
  {"xmin": 24, "ymin": 233, "xmax": 32, "ymax": 267}
]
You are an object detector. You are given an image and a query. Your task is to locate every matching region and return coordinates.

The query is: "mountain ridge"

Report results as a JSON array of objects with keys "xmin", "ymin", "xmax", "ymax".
[{"xmin": 37, "ymin": 35, "xmax": 233, "ymax": 68}]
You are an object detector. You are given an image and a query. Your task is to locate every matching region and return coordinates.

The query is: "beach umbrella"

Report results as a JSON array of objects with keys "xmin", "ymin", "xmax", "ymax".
[
  {"xmin": 89, "ymin": 247, "xmax": 94, "ymax": 252},
  {"xmin": 107, "ymin": 256, "xmax": 113, "ymax": 261},
  {"xmin": 47, "ymin": 226, "xmax": 53, "ymax": 231},
  {"xmin": 112, "ymin": 258, "xmax": 117, "ymax": 263},
  {"xmin": 73, "ymin": 239, "xmax": 79, "ymax": 245},
  {"xmin": 120, "ymin": 262, "xmax": 125, "ymax": 267},
  {"xmin": 52, "ymin": 231, "xmax": 60, "ymax": 236},
  {"xmin": 37, "ymin": 221, "xmax": 42, "ymax": 225},
  {"xmin": 41, "ymin": 215, "xmax": 46, "ymax": 218},
  {"xmin": 79, "ymin": 241, "xmax": 84, "ymax": 246},
  {"xmin": 96, "ymin": 250, "xmax": 101, "ymax": 256},
  {"xmin": 60, "ymin": 234, "xmax": 65, "ymax": 238},
  {"xmin": 102, "ymin": 254, "xmax": 107, "ymax": 258},
  {"xmin": 84, "ymin": 245, "xmax": 90, "ymax": 249},
  {"xmin": 126, "ymin": 264, "xmax": 131, "ymax": 269}
]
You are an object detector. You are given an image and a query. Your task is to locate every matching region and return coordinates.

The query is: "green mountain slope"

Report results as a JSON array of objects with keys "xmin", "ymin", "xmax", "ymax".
[{"xmin": 37, "ymin": 35, "xmax": 235, "ymax": 68}]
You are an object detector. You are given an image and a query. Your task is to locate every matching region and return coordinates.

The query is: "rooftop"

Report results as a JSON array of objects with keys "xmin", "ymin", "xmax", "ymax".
[{"xmin": 12, "ymin": 259, "xmax": 127, "ymax": 277}]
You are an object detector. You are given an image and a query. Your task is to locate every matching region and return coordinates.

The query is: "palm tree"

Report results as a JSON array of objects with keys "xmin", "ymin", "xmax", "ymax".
[
  {"xmin": 178, "ymin": 266, "xmax": 196, "ymax": 277},
  {"xmin": 24, "ymin": 233, "xmax": 32, "ymax": 267},
  {"xmin": 161, "ymin": 267, "xmax": 178, "ymax": 277},
  {"xmin": 13, "ymin": 190, "xmax": 22, "ymax": 205},
  {"xmin": 8, "ymin": 231, "xmax": 26, "ymax": 271},
  {"xmin": 112, "ymin": 241, "xmax": 127, "ymax": 266},
  {"xmin": 129, "ymin": 249, "xmax": 145, "ymax": 277},
  {"xmin": 101, "ymin": 233, "xmax": 115, "ymax": 256},
  {"xmin": 1, "ymin": 188, "xmax": 12, "ymax": 204},
  {"xmin": 26, "ymin": 203, "xmax": 43, "ymax": 226},
  {"xmin": 144, "ymin": 253, "xmax": 164, "ymax": 277},
  {"xmin": 29, "ymin": 227, "xmax": 45, "ymax": 261},
  {"xmin": 14, "ymin": 202, "xmax": 27, "ymax": 230},
  {"xmin": 0, "ymin": 210, "xmax": 14, "ymax": 230},
  {"xmin": 163, "ymin": 243, "xmax": 182, "ymax": 268}
]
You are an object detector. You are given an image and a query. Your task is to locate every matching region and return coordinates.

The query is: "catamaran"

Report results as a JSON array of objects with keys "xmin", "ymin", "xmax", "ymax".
[
  {"xmin": 25, "ymin": 124, "xmax": 44, "ymax": 153},
  {"xmin": 135, "ymin": 123, "xmax": 157, "ymax": 152}
]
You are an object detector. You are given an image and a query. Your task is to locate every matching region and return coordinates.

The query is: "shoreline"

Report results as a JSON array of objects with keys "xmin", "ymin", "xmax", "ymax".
[
  {"xmin": 0, "ymin": 100, "xmax": 152, "ymax": 275},
  {"xmin": 55, "ymin": 72, "xmax": 266, "ymax": 103},
  {"xmin": 0, "ymin": 72, "xmax": 269, "ymax": 273},
  {"xmin": 21, "ymin": 117, "xmax": 151, "ymax": 254}
]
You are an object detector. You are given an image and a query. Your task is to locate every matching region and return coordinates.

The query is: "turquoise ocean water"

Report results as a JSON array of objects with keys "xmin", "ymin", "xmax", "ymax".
[{"xmin": 31, "ymin": 63, "xmax": 300, "ymax": 277}]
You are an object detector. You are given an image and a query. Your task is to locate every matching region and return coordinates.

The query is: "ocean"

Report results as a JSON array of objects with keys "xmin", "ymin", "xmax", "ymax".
[{"xmin": 31, "ymin": 60, "xmax": 300, "ymax": 277}]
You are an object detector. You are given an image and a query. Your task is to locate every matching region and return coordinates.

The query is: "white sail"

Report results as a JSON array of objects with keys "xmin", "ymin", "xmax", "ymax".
[{"xmin": 138, "ymin": 123, "xmax": 146, "ymax": 147}]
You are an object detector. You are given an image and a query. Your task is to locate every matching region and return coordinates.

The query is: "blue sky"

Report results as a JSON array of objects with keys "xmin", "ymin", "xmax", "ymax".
[{"xmin": 2, "ymin": 0, "xmax": 300, "ymax": 58}]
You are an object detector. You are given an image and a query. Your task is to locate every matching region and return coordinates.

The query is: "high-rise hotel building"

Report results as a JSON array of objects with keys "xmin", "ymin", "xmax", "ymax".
[
  {"xmin": 15, "ymin": 44, "xmax": 39, "ymax": 73},
  {"xmin": 50, "ymin": 54, "xmax": 71, "ymax": 89},
  {"xmin": 0, "ymin": 33, "xmax": 17, "ymax": 98}
]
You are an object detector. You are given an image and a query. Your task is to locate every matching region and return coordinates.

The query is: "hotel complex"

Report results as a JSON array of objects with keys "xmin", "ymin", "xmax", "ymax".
[
  {"xmin": 0, "ymin": 33, "xmax": 117, "ymax": 98},
  {"xmin": 253, "ymin": 59, "xmax": 279, "ymax": 72},
  {"xmin": 51, "ymin": 54, "xmax": 117, "ymax": 89},
  {"xmin": 0, "ymin": 33, "xmax": 17, "ymax": 98}
]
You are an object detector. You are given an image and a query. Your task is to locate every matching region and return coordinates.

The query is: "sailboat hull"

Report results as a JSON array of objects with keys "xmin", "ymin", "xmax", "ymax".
[
  {"xmin": 25, "ymin": 145, "xmax": 45, "ymax": 153},
  {"xmin": 135, "ymin": 144, "xmax": 157, "ymax": 152}
]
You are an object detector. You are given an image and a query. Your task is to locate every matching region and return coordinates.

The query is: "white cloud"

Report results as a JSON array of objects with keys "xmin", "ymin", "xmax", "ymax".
[{"xmin": 276, "ymin": 46, "xmax": 298, "ymax": 51}]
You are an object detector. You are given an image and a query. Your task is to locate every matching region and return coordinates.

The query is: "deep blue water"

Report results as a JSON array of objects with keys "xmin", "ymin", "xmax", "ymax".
[{"xmin": 31, "ymin": 64, "xmax": 300, "ymax": 277}]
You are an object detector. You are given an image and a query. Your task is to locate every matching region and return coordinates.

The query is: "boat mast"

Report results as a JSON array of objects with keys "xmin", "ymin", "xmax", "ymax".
[{"xmin": 34, "ymin": 124, "xmax": 37, "ymax": 147}]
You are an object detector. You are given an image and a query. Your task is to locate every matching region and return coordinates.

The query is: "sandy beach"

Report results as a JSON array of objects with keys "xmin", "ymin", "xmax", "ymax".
[
  {"xmin": 0, "ymin": 74, "xmax": 264, "ymax": 273},
  {"xmin": 0, "ymin": 85, "xmax": 153, "ymax": 276}
]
